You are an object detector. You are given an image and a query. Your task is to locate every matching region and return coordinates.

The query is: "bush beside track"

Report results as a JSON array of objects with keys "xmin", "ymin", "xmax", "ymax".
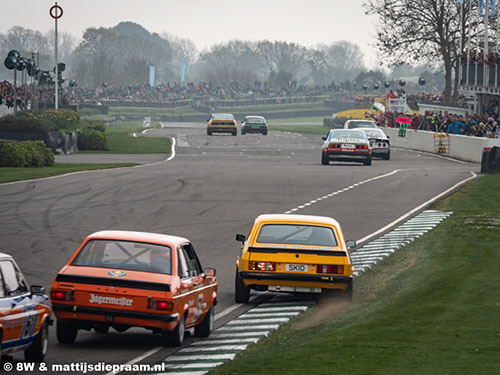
[{"xmin": 210, "ymin": 174, "xmax": 500, "ymax": 375}]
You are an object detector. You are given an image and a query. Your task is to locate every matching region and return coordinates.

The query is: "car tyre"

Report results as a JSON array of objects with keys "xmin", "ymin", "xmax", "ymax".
[
  {"xmin": 207, "ymin": 129, "xmax": 212, "ymax": 136},
  {"xmin": 263, "ymin": 130, "xmax": 268, "ymax": 135},
  {"xmin": 241, "ymin": 131, "xmax": 246, "ymax": 135},
  {"xmin": 94, "ymin": 324, "xmax": 109, "ymax": 334},
  {"xmin": 321, "ymin": 152, "xmax": 329, "ymax": 165},
  {"xmin": 162, "ymin": 314, "xmax": 185, "ymax": 347},
  {"xmin": 194, "ymin": 305, "xmax": 214, "ymax": 338},
  {"xmin": 56, "ymin": 320, "xmax": 77, "ymax": 344},
  {"xmin": 382, "ymin": 151, "xmax": 390, "ymax": 160},
  {"xmin": 232, "ymin": 130, "xmax": 237, "ymax": 136},
  {"xmin": 363, "ymin": 156, "xmax": 372, "ymax": 166},
  {"xmin": 25, "ymin": 320, "xmax": 48, "ymax": 362},
  {"xmin": 235, "ymin": 269, "xmax": 250, "ymax": 303}
]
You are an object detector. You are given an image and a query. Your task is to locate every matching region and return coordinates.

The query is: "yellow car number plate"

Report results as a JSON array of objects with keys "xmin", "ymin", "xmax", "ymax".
[{"xmin": 285, "ymin": 264, "xmax": 308, "ymax": 272}]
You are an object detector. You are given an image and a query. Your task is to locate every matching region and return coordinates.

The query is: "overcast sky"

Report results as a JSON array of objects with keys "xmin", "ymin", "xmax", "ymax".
[{"xmin": 1, "ymin": 0, "xmax": 380, "ymax": 67}]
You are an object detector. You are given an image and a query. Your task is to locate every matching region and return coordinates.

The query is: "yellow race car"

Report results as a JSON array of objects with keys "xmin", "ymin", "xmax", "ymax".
[
  {"xmin": 235, "ymin": 214, "xmax": 355, "ymax": 303},
  {"xmin": 207, "ymin": 113, "xmax": 237, "ymax": 136}
]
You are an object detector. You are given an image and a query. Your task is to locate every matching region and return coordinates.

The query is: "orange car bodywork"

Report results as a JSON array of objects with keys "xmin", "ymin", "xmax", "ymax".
[{"xmin": 50, "ymin": 231, "xmax": 217, "ymax": 334}]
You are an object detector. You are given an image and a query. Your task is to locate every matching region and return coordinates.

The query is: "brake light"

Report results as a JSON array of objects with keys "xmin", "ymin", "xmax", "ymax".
[
  {"xmin": 356, "ymin": 145, "xmax": 368, "ymax": 149},
  {"xmin": 249, "ymin": 261, "xmax": 276, "ymax": 271},
  {"xmin": 328, "ymin": 143, "xmax": 340, "ymax": 149},
  {"xmin": 316, "ymin": 265, "xmax": 343, "ymax": 274},
  {"xmin": 151, "ymin": 300, "xmax": 174, "ymax": 311},
  {"xmin": 52, "ymin": 290, "xmax": 74, "ymax": 301}
]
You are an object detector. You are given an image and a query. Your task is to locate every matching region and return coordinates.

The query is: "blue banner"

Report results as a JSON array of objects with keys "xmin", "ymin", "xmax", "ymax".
[
  {"xmin": 480, "ymin": 0, "xmax": 496, "ymax": 17},
  {"xmin": 149, "ymin": 65, "xmax": 155, "ymax": 87},
  {"xmin": 181, "ymin": 61, "xmax": 188, "ymax": 83}
]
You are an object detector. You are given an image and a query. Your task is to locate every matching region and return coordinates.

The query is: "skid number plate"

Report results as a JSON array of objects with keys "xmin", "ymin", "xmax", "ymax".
[{"xmin": 286, "ymin": 264, "xmax": 308, "ymax": 272}]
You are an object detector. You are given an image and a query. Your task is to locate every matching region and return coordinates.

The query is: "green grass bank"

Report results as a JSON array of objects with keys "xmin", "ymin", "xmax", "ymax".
[{"xmin": 210, "ymin": 174, "xmax": 500, "ymax": 375}]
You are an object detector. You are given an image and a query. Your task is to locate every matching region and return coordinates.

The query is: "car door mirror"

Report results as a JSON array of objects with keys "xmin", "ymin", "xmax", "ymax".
[
  {"xmin": 345, "ymin": 240, "xmax": 356, "ymax": 249},
  {"xmin": 236, "ymin": 234, "xmax": 246, "ymax": 243},
  {"xmin": 30, "ymin": 285, "xmax": 45, "ymax": 296},
  {"xmin": 203, "ymin": 268, "xmax": 216, "ymax": 277},
  {"xmin": 322, "ymin": 136, "xmax": 326, "ymax": 140}
]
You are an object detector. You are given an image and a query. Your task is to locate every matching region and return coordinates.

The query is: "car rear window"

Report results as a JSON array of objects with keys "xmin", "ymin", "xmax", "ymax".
[
  {"xmin": 211, "ymin": 114, "xmax": 235, "ymax": 120},
  {"xmin": 329, "ymin": 130, "xmax": 365, "ymax": 141},
  {"xmin": 347, "ymin": 121, "xmax": 376, "ymax": 129},
  {"xmin": 245, "ymin": 117, "xmax": 266, "ymax": 124},
  {"xmin": 72, "ymin": 239, "xmax": 172, "ymax": 275},
  {"xmin": 256, "ymin": 224, "xmax": 338, "ymax": 247}
]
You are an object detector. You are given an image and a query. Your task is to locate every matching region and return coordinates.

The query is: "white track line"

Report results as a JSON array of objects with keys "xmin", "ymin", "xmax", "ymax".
[
  {"xmin": 356, "ymin": 171, "xmax": 477, "ymax": 245},
  {"xmin": 1, "ymin": 135, "xmax": 176, "ymax": 186}
]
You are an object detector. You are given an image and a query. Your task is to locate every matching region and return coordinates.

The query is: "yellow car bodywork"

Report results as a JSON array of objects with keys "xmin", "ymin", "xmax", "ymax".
[
  {"xmin": 207, "ymin": 113, "xmax": 237, "ymax": 136},
  {"xmin": 235, "ymin": 214, "xmax": 354, "ymax": 303}
]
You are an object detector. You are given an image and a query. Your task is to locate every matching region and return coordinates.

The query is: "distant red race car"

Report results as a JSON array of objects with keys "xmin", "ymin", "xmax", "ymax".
[{"xmin": 51, "ymin": 231, "xmax": 217, "ymax": 346}]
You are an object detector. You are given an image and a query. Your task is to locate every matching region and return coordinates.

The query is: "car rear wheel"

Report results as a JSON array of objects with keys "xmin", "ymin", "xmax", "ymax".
[
  {"xmin": 363, "ymin": 156, "xmax": 372, "ymax": 166},
  {"xmin": 25, "ymin": 320, "xmax": 48, "ymax": 362},
  {"xmin": 382, "ymin": 151, "xmax": 390, "ymax": 160},
  {"xmin": 232, "ymin": 130, "xmax": 237, "ymax": 136},
  {"xmin": 195, "ymin": 305, "xmax": 214, "ymax": 338},
  {"xmin": 263, "ymin": 130, "xmax": 268, "ymax": 135},
  {"xmin": 56, "ymin": 320, "xmax": 78, "ymax": 344},
  {"xmin": 321, "ymin": 152, "xmax": 329, "ymax": 165},
  {"xmin": 207, "ymin": 129, "xmax": 212, "ymax": 136},
  {"xmin": 235, "ymin": 269, "xmax": 250, "ymax": 303},
  {"xmin": 162, "ymin": 314, "xmax": 185, "ymax": 347}
]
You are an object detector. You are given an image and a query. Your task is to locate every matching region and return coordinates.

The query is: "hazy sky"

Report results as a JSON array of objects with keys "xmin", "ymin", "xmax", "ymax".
[{"xmin": 1, "ymin": 0, "xmax": 380, "ymax": 67}]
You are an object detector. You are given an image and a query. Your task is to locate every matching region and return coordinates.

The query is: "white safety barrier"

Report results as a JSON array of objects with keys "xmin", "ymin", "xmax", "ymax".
[{"xmin": 381, "ymin": 127, "xmax": 500, "ymax": 163}]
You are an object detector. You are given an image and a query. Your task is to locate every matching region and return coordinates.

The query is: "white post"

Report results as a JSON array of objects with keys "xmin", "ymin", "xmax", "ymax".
[
  {"xmin": 54, "ymin": 3, "xmax": 58, "ymax": 110},
  {"xmin": 467, "ymin": 0, "xmax": 472, "ymax": 85},
  {"xmin": 484, "ymin": 0, "xmax": 489, "ymax": 87}
]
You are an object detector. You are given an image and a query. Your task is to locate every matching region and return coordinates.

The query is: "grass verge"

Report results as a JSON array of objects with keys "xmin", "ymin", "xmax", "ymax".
[
  {"xmin": 269, "ymin": 124, "xmax": 328, "ymax": 135},
  {"xmin": 210, "ymin": 174, "xmax": 500, "ymax": 375},
  {"xmin": 78, "ymin": 121, "xmax": 171, "ymax": 154},
  {"xmin": 0, "ymin": 163, "xmax": 138, "ymax": 184}
]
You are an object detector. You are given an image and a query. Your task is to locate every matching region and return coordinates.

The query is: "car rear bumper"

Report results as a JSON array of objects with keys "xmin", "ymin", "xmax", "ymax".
[
  {"xmin": 239, "ymin": 271, "xmax": 352, "ymax": 284},
  {"xmin": 208, "ymin": 126, "xmax": 236, "ymax": 133},
  {"xmin": 52, "ymin": 303, "xmax": 179, "ymax": 322},
  {"xmin": 242, "ymin": 127, "xmax": 266, "ymax": 133},
  {"xmin": 325, "ymin": 151, "xmax": 371, "ymax": 161}
]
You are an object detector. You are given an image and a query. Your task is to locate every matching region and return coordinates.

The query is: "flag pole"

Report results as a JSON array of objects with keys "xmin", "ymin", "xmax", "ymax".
[
  {"xmin": 484, "ymin": 0, "xmax": 489, "ymax": 87},
  {"xmin": 467, "ymin": 0, "xmax": 472, "ymax": 86}
]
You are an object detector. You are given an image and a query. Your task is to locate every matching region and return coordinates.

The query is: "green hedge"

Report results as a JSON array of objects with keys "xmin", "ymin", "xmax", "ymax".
[
  {"xmin": 0, "ymin": 141, "xmax": 54, "ymax": 167},
  {"xmin": 0, "ymin": 109, "xmax": 80, "ymax": 132},
  {"xmin": 78, "ymin": 129, "xmax": 108, "ymax": 150}
]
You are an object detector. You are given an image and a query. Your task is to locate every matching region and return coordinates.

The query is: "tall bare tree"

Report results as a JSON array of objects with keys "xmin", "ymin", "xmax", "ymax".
[{"xmin": 364, "ymin": 0, "xmax": 476, "ymax": 105}]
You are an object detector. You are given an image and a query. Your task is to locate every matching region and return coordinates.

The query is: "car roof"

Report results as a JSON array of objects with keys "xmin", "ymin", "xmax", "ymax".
[
  {"xmin": 245, "ymin": 115, "xmax": 265, "ymax": 119},
  {"xmin": 254, "ymin": 214, "xmax": 341, "ymax": 227},
  {"xmin": 86, "ymin": 230, "xmax": 189, "ymax": 247},
  {"xmin": 0, "ymin": 252, "xmax": 13, "ymax": 260}
]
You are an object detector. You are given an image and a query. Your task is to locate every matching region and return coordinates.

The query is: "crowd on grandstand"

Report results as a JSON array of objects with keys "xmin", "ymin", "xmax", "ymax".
[
  {"xmin": 370, "ymin": 111, "xmax": 500, "ymax": 138},
  {"xmin": 1, "ymin": 78, "xmax": 499, "ymax": 138}
]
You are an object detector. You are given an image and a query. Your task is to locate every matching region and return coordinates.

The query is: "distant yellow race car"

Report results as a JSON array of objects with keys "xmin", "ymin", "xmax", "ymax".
[
  {"xmin": 235, "ymin": 214, "xmax": 355, "ymax": 303},
  {"xmin": 207, "ymin": 113, "xmax": 237, "ymax": 136}
]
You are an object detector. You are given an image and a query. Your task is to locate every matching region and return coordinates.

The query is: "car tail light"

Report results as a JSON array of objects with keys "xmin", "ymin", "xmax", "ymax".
[
  {"xmin": 249, "ymin": 261, "xmax": 276, "ymax": 271},
  {"xmin": 151, "ymin": 300, "xmax": 174, "ymax": 311},
  {"xmin": 316, "ymin": 265, "xmax": 344, "ymax": 274},
  {"xmin": 356, "ymin": 145, "xmax": 368, "ymax": 149},
  {"xmin": 52, "ymin": 290, "xmax": 74, "ymax": 301},
  {"xmin": 328, "ymin": 143, "xmax": 340, "ymax": 149}
]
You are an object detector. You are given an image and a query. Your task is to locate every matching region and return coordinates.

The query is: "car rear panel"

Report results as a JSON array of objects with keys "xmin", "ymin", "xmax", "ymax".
[
  {"xmin": 242, "ymin": 246, "xmax": 352, "ymax": 290},
  {"xmin": 209, "ymin": 120, "xmax": 236, "ymax": 132},
  {"xmin": 51, "ymin": 266, "xmax": 178, "ymax": 328}
]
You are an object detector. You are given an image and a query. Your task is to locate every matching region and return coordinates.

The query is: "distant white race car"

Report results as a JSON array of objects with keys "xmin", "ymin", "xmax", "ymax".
[
  {"xmin": 321, "ymin": 129, "xmax": 372, "ymax": 166},
  {"xmin": 344, "ymin": 119, "xmax": 377, "ymax": 129},
  {"xmin": 362, "ymin": 128, "xmax": 391, "ymax": 160}
]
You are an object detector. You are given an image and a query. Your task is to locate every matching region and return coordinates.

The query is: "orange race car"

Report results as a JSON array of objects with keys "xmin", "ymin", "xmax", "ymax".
[
  {"xmin": 0, "ymin": 253, "xmax": 52, "ymax": 364},
  {"xmin": 50, "ymin": 231, "xmax": 217, "ymax": 346}
]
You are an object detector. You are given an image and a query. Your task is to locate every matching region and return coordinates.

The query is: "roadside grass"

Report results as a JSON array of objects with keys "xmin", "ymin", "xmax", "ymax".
[
  {"xmin": 78, "ymin": 121, "xmax": 172, "ymax": 154},
  {"xmin": 0, "ymin": 163, "xmax": 138, "ymax": 184},
  {"xmin": 210, "ymin": 174, "xmax": 500, "ymax": 375},
  {"xmin": 269, "ymin": 124, "xmax": 328, "ymax": 134},
  {"xmin": 108, "ymin": 102, "xmax": 331, "ymax": 117}
]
